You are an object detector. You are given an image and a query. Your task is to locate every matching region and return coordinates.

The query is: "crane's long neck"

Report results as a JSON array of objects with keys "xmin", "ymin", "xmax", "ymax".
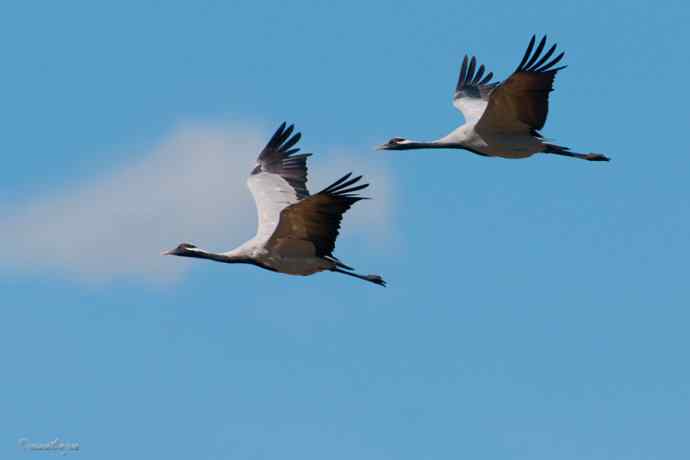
[
  {"xmin": 183, "ymin": 248, "xmax": 251, "ymax": 264},
  {"xmin": 396, "ymin": 140, "xmax": 464, "ymax": 150}
]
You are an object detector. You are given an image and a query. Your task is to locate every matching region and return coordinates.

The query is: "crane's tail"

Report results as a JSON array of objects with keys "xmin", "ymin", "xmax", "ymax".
[
  {"xmin": 330, "ymin": 267, "xmax": 387, "ymax": 287},
  {"xmin": 543, "ymin": 144, "xmax": 610, "ymax": 162}
]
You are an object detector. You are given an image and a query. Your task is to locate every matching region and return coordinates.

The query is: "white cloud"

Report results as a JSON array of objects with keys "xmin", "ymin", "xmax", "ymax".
[{"xmin": 0, "ymin": 121, "xmax": 393, "ymax": 282}]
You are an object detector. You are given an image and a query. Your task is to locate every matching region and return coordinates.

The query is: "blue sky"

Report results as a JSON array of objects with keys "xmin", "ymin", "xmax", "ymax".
[{"xmin": 2, "ymin": 0, "xmax": 689, "ymax": 458}]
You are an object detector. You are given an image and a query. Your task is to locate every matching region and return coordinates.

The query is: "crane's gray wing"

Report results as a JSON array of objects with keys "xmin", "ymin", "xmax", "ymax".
[
  {"xmin": 266, "ymin": 173, "xmax": 368, "ymax": 258},
  {"xmin": 247, "ymin": 122, "xmax": 312, "ymax": 242},
  {"xmin": 452, "ymin": 55, "xmax": 497, "ymax": 124},
  {"xmin": 476, "ymin": 35, "xmax": 566, "ymax": 135}
]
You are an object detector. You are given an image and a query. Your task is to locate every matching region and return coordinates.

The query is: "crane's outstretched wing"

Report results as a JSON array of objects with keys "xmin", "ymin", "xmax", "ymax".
[
  {"xmin": 476, "ymin": 35, "xmax": 566, "ymax": 135},
  {"xmin": 266, "ymin": 173, "xmax": 368, "ymax": 258},
  {"xmin": 452, "ymin": 55, "xmax": 497, "ymax": 124},
  {"xmin": 247, "ymin": 122, "xmax": 312, "ymax": 242}
]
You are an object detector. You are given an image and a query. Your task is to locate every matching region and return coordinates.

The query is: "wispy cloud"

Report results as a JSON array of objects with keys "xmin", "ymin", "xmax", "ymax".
[{"xmin": 0, "ymin": 121, "xmax": 393, "ymax": 282}]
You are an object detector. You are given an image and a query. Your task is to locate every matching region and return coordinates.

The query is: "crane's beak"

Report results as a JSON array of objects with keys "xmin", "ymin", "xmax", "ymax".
[
  {"xmin": 161, "ymin": 248, "xmax": 174, "ymax": 256},
  {"xmin": 376, "ymin": 144, "xmax": 389, "ymax": 150}
]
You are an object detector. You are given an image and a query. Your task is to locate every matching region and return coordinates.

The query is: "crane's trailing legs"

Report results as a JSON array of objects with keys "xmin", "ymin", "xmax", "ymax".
[
  {"xmin": 330, "ymin": 267, "xmax": 387, "ymax": 286},
  {"xmin": 543, "ymin": 144, "xmax": 610, "ymax": 161}
]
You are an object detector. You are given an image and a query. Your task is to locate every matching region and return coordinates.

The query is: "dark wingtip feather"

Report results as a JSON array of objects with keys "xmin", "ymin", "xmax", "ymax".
[
  {"xmin": 282, "ymin": 124, "xmax": 295, "ymax": 142},
  {"xmin": 524, "ymin": 35, "xmax": 547, "ymax": 70},
  {"xmin": 514, "ymin": 36, "xmax": 567, "ymax": 75},
  {"xmin": 530, "ymin": 43, "xmax": 558, "ymax": 71},
  {"xmin": 268, "ymin": 122, "xmax": 287, "ymax": 146},
  {"xmin": 254, "ymin": 121, "xmax": 311, "ymax": 197},
  {"xmin": 480, "ymin": 72, "xmax": 493, "ymax": 84},
  {"xmin": 456, "ymin": 55, "xmax": 469, "ymax": 91},
  {"xmin": 473, "ymin": 64, "xmax": 486, "ymax": 84},
  {"xmin": 456, "ymin": 53, "xmax": 495, "ymax": 95},
  {"xmin": 467, "ymin": 57, "xmax": 477, "ymax": 82},
  {"xmin": 337, "ymin": 183, "xmax": 369, "ymax": 195},
  {"xmin": 333, "ymin": 174, "xmax": 364, "ymax": 192},
  {"xmin": 516, "ymin": 35, "xmax": 537, "ymax": 72},
  {"xmin": 320, "ymin": 173, "xmax": 370, "ymax": 198},
  {"xmin": 281, "ymin": 131, "xmax": 302, "ymax": 151},
  {"xmin": 322, "ymin": 172, "xmax": 354, "ymax": 193},
  {"xmin": 538, "ymin": 51, "xmax": 565, "ymax": 72}
]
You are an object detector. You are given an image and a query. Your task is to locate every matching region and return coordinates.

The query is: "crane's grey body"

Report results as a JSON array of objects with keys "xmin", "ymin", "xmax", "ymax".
[
  {"xmin": 164, "ymin": 123, "xmax": 385, "ymax": 286},
  {"xmin": 379, "ymin": 35, "xmax": 609, "ymax": 162},
  {"xmin": 436, "ymin": 125, "xmax": 545, "ymax": 159},
  {"xmin": 223, "ymin": 169, "xmax": 330, "ymax": 274}
]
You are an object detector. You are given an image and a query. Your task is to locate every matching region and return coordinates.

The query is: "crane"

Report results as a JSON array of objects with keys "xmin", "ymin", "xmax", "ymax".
[
  {"xmin": 163, "ymin": 122, "xmax": 386, "ymax": 286},
  {"xmin": 378, "ymin": 35, "xmax": 610, "ymax": 162}
]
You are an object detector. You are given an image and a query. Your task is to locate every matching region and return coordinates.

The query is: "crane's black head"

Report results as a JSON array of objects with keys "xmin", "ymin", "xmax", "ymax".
[
  {"xmin": 377, "ymin": 137, "xmax": 413, "ymax": 150},
  {"xmin": 162, "ymin": 243, "xmax": 199, "ymax": 257}
]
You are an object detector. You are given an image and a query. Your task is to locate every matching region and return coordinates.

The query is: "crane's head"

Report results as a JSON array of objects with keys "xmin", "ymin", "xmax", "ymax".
[
  {"xmin": 377, "ymin": 137, "xmax": 414, "ymax": 150},
  {"xmin": 162, "ymin": 242, "xmax": 199, "ymax": 257}
]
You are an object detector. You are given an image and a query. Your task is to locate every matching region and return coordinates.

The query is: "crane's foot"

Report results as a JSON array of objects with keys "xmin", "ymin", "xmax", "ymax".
[{"xmin": 585, "ymin": 153, "xmax": 610, "ymax": 161}]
